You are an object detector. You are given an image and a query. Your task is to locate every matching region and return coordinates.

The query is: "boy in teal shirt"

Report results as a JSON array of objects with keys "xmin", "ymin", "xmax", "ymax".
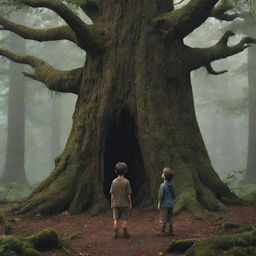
[{"xmin": 157, "ymin": 167, "xmax": 175, "ymax": 236}]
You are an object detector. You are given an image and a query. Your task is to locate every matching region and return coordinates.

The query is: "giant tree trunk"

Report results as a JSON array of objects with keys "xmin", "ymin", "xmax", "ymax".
[
  {"xmin": 1, "ymin": 15, "xmax": 28, "ymax": 185},
  {"xmin": 15, "ymin": 1, "xmax": 238, "ymax": 217}
]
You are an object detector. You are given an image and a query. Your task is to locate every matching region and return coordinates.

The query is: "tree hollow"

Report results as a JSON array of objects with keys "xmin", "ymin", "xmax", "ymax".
[{"xmin": 104, "ymin": 108, "xmax": 147, "ymax": 203}]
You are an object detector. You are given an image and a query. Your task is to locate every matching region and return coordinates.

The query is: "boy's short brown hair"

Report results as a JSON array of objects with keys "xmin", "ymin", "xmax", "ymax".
[
  {"xmin": 115, "ymin": 162, "xmax": 128, "ymax": 175},
  {"xmin": 163, "ymin": 168, "xmax": 174, "ymax": 181}
]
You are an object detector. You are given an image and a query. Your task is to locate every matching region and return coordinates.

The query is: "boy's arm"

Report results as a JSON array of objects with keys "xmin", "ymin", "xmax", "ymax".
[
  {"xmin": 172, "ymin": 184, "xmax": 176, "ymax": 199},
  {"xmin": 127, "ymin": 181, "xmax": 132, "ymax": 208},
  {"xmin": 128, "ymin": 194, "xmax": 132, "ymax": 209},
  {"xmin": 157, "ymin": 185, "xmax": 164, "ymax": 209},
  {"xmin": 111, "ymin": 194, "xmax": 115, "ymax": 208},
  {"xmin": 158, "ymin": 185, "xmax": 164, "ymax": 209},
  {"xmin": 110, "ymin": 182, "xmax": 115, "ymax": 208}
]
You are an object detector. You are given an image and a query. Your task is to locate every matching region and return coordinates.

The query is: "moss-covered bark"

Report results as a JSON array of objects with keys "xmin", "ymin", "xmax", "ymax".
[
  {"xmin": 2, "ymin": 0, "xmax": 251, "ymax": 217},
  {"xmin": 166, "ymin": 229, "xmax": 256, "ymax": 256},
  {"xmin": 0, "ymin": 228, "xmax": 63, "ymax": 256}
]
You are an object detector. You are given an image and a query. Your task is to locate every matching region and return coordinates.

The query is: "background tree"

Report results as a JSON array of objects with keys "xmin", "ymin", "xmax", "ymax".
[
  {"xmin": 222, "ymin": 0, "xmax": 256, "ymax": 183},
  {"xmin": 0, "ymin": 0, "xmax": 255, "ymax": 218},
  {"xmin": 0, "ymin": 12, "xmax": 28, "ymax": 185}
]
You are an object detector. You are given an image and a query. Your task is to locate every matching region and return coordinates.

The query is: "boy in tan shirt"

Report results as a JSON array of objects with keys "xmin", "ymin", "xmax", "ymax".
[{"xmin": 110, "ymin": 162, "xmax": 132, "ymax": 238}]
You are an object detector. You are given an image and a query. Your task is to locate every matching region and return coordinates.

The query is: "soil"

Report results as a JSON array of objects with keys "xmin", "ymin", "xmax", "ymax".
[{"xmin": 1, "ymin": 204, "xmax": 256, "ymax": 256}]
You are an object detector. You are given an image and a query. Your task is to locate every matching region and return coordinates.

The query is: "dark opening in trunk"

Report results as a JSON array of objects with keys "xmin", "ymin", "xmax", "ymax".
[{"xmin": 104, "ymin": 108, "xmax": 146, "ymax": 203}]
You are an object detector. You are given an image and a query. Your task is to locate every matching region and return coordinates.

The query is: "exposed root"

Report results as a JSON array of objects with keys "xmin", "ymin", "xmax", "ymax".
[
  {"xmin": 173, "ymin": 159, "xmax": 226, "ymax": 220},
  {"xmin": 166, "ymin": 229, "xmax": 256, "ymax": 256},
  {"xmin": 0, "ymin": 228, "xmax": 63, "ymax": 256}
]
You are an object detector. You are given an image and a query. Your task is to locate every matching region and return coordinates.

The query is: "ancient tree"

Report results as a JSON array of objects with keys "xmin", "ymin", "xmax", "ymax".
[{"xmin": 0, "ymin": 0, "xmax": 255, "ymax": 217}]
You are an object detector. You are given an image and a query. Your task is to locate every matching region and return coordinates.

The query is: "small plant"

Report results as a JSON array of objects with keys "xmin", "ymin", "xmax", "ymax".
[
  {"xmin": 0, "ymin": 183, "xmax": 32, "ymax": 201},
  {"xmin": 221, "ymin": 169, "xmax": 246, "ymax": 196}
]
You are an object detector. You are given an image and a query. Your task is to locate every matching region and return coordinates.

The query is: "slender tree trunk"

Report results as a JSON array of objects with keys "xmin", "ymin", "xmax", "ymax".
[
  {"xmin": 245, "ymin": 30, "xmax": 256, "ymax": 183},
  {"xmin": 14, "ymin": 1, "xmax": 238, "ymax": 217},
  {"xmin": 1, "ymin": 14, "xmax": 28, "ymax": 185}
]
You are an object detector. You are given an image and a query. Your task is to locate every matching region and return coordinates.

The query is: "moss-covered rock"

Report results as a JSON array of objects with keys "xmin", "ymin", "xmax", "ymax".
[
  {"xmin": 26, "ymin": 227, "xmax": 63, "ymax": 250},
  {"xmin": 0, "ymin": 228, "xmax": 63, "ymax": 256},
  {"xmin": 0, "ymin": 235, "xmax": 39, "ymax": 256}
]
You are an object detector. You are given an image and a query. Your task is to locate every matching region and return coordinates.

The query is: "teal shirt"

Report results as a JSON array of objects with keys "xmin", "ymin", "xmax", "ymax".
[{"xmin": 158, "ymin": 180, "xmax": 175, "ymax": 208}]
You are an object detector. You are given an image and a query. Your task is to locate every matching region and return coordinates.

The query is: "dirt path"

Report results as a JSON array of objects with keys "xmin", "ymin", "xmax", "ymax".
[{"xmin": 2, "ymin": 205, "xmax": 256, "ymax": 256}]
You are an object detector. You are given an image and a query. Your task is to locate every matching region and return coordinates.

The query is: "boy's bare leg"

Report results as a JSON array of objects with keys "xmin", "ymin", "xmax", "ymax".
[
  {"xmin": 122, "ymin": 221, "xmax": 129, "ymax": 238},
  {"xmin": 122, "ymin": 221, "xmax": 128, "ymax": 229},
  {"xmin": 113, "ymin": 220, "xmax": 118, "ymax": 238},
  {"xmin": 114, "ymin": 220, "xmax": 118, "ymax": 229}
]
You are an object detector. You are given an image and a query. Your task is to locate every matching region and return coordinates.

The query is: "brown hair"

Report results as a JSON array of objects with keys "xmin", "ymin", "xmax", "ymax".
[
  {"xmin": 115, "ymin": 162, "xmax": 128, "ymax": 175},
  {"xmin": 163, "ymin": 167, "xmax": 174, "ymax": 181}
]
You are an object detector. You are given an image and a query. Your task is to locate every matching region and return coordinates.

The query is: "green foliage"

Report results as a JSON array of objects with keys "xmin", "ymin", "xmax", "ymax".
[
  {"xmin": 0, "ymin": 183, "xmax": 31, "ymax": 200},
  {"xmin": 222, "ymin": 169, "xmax": 245, "ymax": 195},
  {"xmin": 244, "ymin": 191, "xmax": 256, "ymax": 203},
  {"xmin": 221, "ymin": 169, "xmax": 256, "ymax": 198}
]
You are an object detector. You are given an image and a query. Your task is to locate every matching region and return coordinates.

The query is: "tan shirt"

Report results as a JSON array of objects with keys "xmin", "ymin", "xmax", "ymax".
[{"xmin": 110, "ymin": 177, "xmax": 132, "ymax": 207}]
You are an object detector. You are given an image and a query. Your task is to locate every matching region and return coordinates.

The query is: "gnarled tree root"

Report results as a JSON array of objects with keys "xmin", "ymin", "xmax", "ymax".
[
  {"xmin": 166, "ymin": 229, "xmax": 256, "ymax": 256},
  {"xmin": 0, "ymin": 228, "xmax": 63, "ymax": 256}
]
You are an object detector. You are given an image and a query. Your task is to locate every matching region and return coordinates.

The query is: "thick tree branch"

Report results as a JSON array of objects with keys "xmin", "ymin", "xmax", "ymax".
[
  {"xmin": 20, "ymin": 0, "xmax": 104, "ymax": 56},
  {"xmin": 0, "ymin": 16, "xmax": 78, "ymax": 44},
  {"xmin": 205, "ymin": 63, "xmax": 228, "ymax": 75},
  {"xmin": 210, "ymin": 0, "xmax": 240, "ymax": 21},
  {"xmin": 187, "ymin": 31, "xmax": 256, "ymax": 74},
  {"xmin": 152, "ymin": 0, "xmax": 219, "ymax": 39},
  {"xmin": 211, "ymin": 13, "xmax": 240, "ymax": 21},
  {"xmin": 0, "ymin": 48, "xmax": 82, "ymax": 94}
]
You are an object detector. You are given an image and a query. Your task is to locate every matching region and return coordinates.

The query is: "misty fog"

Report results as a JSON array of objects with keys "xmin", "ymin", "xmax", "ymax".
[{"xmin": 0, "ymin": 6, "xmax": 253, "ymax": 187}]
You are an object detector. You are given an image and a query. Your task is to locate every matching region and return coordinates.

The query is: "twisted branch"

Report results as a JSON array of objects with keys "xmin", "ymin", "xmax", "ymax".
[
  {"xmin": 210, "ymin": 0, "xmax": 240, "ymax": 21},
  {"xmin": 187, "ymin": 31, "xmax": 256, "ymax": 74},
  {"xmin": 19, "ymin": 0, "xmax": 104, "ymax": 56},
  {"xmin": 152, "ymin": 0, "xmax": 219, "ymax": 39},
  {"xmin": 0, "ymin": 48, "xmax": 82, "ymax": 94},
  {"xmin": 0, "ymin": 16, "xmax": 78, "ymax": 44}
]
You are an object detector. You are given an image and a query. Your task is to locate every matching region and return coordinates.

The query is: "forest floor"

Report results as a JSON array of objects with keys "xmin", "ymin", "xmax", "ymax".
[{"xmin": 1, "ymin": 204, "xmax": 256, "ymax": 256}]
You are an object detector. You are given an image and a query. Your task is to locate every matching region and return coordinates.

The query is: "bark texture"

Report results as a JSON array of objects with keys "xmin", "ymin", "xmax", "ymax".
[{"xmin": 1, "ymin": 0, "xmax": 254, "ymax": 217}]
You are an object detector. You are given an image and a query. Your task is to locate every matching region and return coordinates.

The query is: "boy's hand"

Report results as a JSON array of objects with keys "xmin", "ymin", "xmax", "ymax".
[
  {"xmin": 129, "ymin": 203, "xmax": 132, "ymax": 209},
  {"xmin": 157, "ymin": 202, "xmax": 160, "ymax": 210}
]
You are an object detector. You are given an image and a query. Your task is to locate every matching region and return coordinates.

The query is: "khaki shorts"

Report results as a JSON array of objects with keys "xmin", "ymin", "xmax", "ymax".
[
  {"xmin": 160, "ymin": 207, "xmax": 173, "ymax": 224},
  {"xmin": 113, "ymin": 207, "xmax": 131, "ymax": 220}
]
